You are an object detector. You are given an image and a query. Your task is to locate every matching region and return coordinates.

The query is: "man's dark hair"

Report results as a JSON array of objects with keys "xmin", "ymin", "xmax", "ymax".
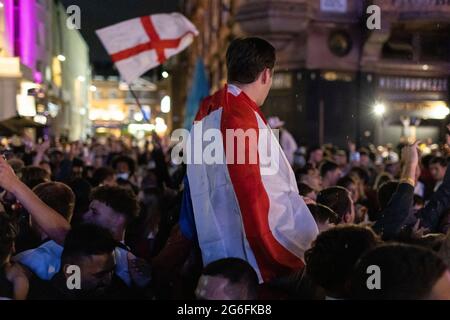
[
  {"xmin": 421, "ymin": 154, "xmax": 434, "ymax": 169},
  {"xmin": 374, "ymin": 172, "xmax": 393, "ymax": 190},
  {"xmin": 202, "ymin": 258, "xmax": 259, "ymax": 299},
  {"xmin": 317, "ymin": 186, "xmax": 352, "ymax": 222},
  {"xmin": 69, "ymin": 178, "xmax": 92, "ymax": 225},
  {"xmin": 49, "ymin": 149, "xmax": 64, "ymax": 157},
  {"xmin": 226, "ymin": 37, "xmax": 276, "ymax": 84},
  {"xmin": 430, "ymin": 156, "xmax": 447, "ymax": 168},
  {"xmin": 72, "ymin": 157, "xmax": 85, "ymax": 168},
  {"xmin": 91, "ymin": 167, "xmax": 115, "ymax": 187},
  {"xmin": 0, "ymin": 214, "xmax": 18, "ymax": 264},
  {"xmin": 307, "ymin": 204, "xmax": 339, "ymax": 225},
  {"xmin": 21, "ymin": 166, "xmax": 50, "ymax": 189},
  {"xmin": 377, "ymin": 181, "xmax": 399, "ymax": 211},
  {"xmin": 298, "ymin": 182, "xmax": 314, "ymax": 197},
  {"xmin": 359, "ymin": 148, "xmax": 370, "ymax": 157},
  {"xmin": 307, "ymin": 145, "xmax": 322, "ymax": 160},
  {"xmin": 33, "ymin": 182, "xmax": 75, "ymax": 222},
  {"xmin": 61, "ymin": 224, "xmax": 117, "ymax": 264},
  {"xmin": 350, "ymin": 244, "xmax": 448, "ymax": 300},
  {"xmin": 91, "ymin": 186, "xmax": 139, "ymax": 222},
  {"xmin": 349, "ymin": 167, "xmax": 370, "ymax": 186},
  {"xmin": 295, "ymin": 163, "xmax": 316, "ymax": 182},
  {"xmin": 305, "ymin": 225, "xmax": 378, "ymax": 298},
  {"xmin": 319, "ymin": 160, "xmax": 339, "ymax": 178},
  {"xmin": 337, "ymin": 176, "xmax": 356, "ymax": 190},
  {"xmin": 112, "ymin": 155, "xmax": 136, "ymax": 175}
]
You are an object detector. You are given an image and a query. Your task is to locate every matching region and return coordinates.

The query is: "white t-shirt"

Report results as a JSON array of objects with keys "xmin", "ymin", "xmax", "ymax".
[{"xmin": 13, "ymin": 240, "xmax": 134, "ymax": 286}]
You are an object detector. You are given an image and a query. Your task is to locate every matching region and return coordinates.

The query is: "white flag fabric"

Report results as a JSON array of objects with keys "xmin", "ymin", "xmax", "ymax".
[{"xmin": 96, "ymin": 13, "xmax": 199, "ymax": 83}]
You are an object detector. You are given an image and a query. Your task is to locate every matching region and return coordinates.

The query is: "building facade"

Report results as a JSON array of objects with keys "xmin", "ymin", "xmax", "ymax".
[
  {"xmin": 183, "ymin": 0, "xmax": 450, "ymax": 146},
  {"xmin": 52, "ymin": 0, "xmax": 91, "ymax": 140},
  {"xmin": 0, "ymin": 0, "xmax": 45, "ymax": 121},
  {"xmin": 89, "ymin": 76, "xmax": 170, "ymax": 140},
  {"xmin": 0, "ymin": 0, "xmax": 91, "ymax": 141}
]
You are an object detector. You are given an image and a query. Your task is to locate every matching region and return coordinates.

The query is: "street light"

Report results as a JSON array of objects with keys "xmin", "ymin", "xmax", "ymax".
[
  {"xmin": 162, "ymin": 71, "xmax": 169, "ymax": 79},
  {"xmin": 133, "ymin": 112, "xmax": 144, "ymax": 122},
  {"xmin": 155, "ymin": 117, "xmax": 167, "ymax": 135},
  {"xmin": 161, "ymin": 95, "xmax": 171, "ymax": 113},
  {"xmin": 89, "ymin": 85, "xmax": 97, "ymax": 92},
  {"xmin": 33, "ymin": 115, "xmax": 47, "ymax": 125},
  {"xmin": 430, "ymin": 103, "xmax": 450, "ymax": 119},
  {"xmin": 373, "ymin": 103, "xmax": 386, "ymax": 117},
  {"xmin": 57, "ymin": 54, "xmax": 66, "ymax": 62}
]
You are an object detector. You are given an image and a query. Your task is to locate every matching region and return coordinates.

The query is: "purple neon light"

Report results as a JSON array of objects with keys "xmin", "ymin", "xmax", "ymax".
[
  {"xmin": 19, "ymin": 0, "xmax": 37, "ymax": 70},
  {"xmin": 34, "ymin": 71, "xmax": 42, "ymax": 83}
]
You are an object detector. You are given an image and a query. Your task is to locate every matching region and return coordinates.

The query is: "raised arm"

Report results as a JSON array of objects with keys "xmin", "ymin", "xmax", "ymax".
[
  {"xmin": 32, "ymin": 139, "xmax": 50, "ymax": 166},
  {"xmin": 372, "ymin": 142, "xmax": 419, "ymax": 239},
  {"xmin": 0, "ymin": 156, "xmax": 70, "ymax": 245}
]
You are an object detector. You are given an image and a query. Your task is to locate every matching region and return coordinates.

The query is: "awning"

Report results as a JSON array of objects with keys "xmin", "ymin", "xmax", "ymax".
[{"xmin": 0, "ymin": 115, "xmax": 45, "ymax": 133}]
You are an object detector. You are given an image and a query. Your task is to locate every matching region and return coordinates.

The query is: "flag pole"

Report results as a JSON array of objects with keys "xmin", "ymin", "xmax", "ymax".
[{"xmin": 129, "ymin": 84, "xmax": 149, "ymax": 123}]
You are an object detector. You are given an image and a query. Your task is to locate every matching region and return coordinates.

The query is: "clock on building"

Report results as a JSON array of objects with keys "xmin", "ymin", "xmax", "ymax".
[{"xmin": 328, "ymin": 30, "xmax": 352, "ymax": 57}]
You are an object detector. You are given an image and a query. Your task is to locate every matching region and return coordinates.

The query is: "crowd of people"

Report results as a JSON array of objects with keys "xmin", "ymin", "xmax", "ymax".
[
  {"xmin": 0, "ymin": 130, "xmax": 449, "ymax": 300},
  {"xmin": 1, "ymin": 36, "xmax": 450, "ymax": 300}
]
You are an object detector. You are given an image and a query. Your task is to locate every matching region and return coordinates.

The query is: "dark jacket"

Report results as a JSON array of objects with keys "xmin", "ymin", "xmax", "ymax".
[
  {"xmin": 418, "ymin": 165, "xmax": 450, "ymax": 231},
  {"xmin": 372, "ymin": 183, "xmax": 414, "ymax": 240},
  {"xmin": 373, "ymin": 165, "xmax": 450, "ymax": 239}
]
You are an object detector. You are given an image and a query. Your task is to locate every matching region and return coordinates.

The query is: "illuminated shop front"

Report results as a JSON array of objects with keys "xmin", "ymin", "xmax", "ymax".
[{"xmin": 89, "ymin": 76, "xmax": 171, "ymax": 139}]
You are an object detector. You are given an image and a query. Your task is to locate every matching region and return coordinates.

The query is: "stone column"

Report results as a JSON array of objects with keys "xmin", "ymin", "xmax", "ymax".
[{"xmin": 0, "ymin": 77, "xmax": 19, "ymax": 120}]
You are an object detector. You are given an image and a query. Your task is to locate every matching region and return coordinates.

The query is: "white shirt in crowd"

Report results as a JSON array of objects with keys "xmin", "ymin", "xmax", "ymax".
[
  {"xmin": 434, "ymin": 180, "xmax": 443, "ymax": 193},
  {"xmin": 13, "ymin": 240, "xmax": 135, "ymax": 286}
]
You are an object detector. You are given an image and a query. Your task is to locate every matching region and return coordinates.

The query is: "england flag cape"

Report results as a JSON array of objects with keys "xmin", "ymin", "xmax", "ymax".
[{"xmin": 180, "ymin": 84, "xmax": 318, "ymax": 282}]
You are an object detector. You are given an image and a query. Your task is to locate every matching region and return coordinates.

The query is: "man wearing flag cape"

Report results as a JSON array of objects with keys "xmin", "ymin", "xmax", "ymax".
[{"xmin": 180, "ymin": 38, "xmax": 319, "ymax": 283}]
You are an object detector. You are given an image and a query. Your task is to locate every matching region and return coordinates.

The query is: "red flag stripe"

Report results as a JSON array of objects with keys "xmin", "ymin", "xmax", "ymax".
[
  {"xmin": 140, "ymin": 16, "xmax": 166, "ymax": 63},
  {"xmin": 217, "ymin": 86, "xmax": 305, "ymax": 281},
  {"xmin": 111, "ymin": 42, "xmax": 154, "ymax": 63},
  {"xmin": 110, "ymin": 33, "xmax": 194, "ymax": 63}
]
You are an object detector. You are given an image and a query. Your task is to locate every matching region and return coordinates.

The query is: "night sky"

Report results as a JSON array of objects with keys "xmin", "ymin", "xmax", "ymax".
[{"xmin": 61, "ymin": 0, "xmax": 180, "ymax": 70}]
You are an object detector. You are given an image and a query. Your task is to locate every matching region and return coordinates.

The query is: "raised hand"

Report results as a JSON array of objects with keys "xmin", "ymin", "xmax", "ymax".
[
  {"xmin": 36, "ymin": 139, "xmax": 51, "ymax": 154},
  {"xmin": 0, "ymin": 156, "xmax": 21, "ymax": 194},
  {"xmin": 411, "ymin": 219, "xmax": 429, "ymax": 239},
  {"xmin": 401, "ymin": 140, "xmax": 420, "ymax": 169}
]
